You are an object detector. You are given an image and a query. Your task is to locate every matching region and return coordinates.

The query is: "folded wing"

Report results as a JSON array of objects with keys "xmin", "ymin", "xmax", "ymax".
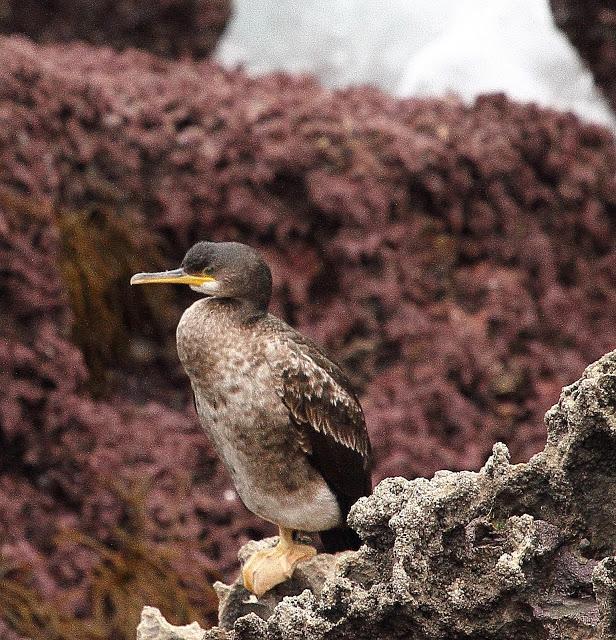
[{"xmin": 263, "ymin": 319, "xmax": 372, "ymax": 525}]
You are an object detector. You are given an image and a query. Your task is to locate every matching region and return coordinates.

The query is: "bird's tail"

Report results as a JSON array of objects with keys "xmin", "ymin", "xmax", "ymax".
[{"xmin": 320, "ymin": 525, "xmax": 362, "ymax": 552}]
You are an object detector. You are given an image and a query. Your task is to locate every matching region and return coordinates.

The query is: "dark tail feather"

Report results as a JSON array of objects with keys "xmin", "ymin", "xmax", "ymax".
[{"xmin": 320, "ymin": 526, "xmax": 362, "ymax": 552}]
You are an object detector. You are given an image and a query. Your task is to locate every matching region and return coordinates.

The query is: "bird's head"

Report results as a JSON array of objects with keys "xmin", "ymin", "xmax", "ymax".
[{"xmin": 130, "ymin": 241, "xmax": 273, "ymax": 314}]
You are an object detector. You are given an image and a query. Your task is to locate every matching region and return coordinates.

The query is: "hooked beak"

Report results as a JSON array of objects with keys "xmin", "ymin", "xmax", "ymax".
[{"xmin": 130, "ymin": 267, "xmax": 216, "ymax": 287}]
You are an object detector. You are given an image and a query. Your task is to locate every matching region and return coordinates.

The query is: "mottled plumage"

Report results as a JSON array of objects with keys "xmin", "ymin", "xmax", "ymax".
[
  {"xmin": 131, "ymin": 241, "xmax": 372, "ymax": 593},
  {"xmin": 261, "ymin": 317, "xmax": 372, "ymax": 548},
  {"xmin": 176, "ymin": 298, "xmax": 371, "ymax": 547}
]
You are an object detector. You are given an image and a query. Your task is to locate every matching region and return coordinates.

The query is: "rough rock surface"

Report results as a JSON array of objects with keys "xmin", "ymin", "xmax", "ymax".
[
  {"xmin": 137, "ymin": 607, "xmax": 210, "ymax": 640},
  {"xmin": 215, "ymin": 538, "xmax": 352, "ymax": 629},
  {"xmin": 141, "ymin": 349, "xmax": 616, "ymax": 638}
]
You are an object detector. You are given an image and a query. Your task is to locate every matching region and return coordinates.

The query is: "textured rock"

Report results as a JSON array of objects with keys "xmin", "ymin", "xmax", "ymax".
[
  {"xmin": 137, "ymin": 606, "xmax": 210, "ymax": 640},
  {"xmin": 215, "ymin": 537, "xmax": 352, "ymax": 629},
  {"xmin": 143, "ymin": 349, "xmax": 616, "ymax": 638}
]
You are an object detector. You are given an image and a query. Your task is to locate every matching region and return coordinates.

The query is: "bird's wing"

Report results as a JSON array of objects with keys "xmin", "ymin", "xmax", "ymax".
[{"xmin": 263, "ymin": 320, "xmax": 372, "ymax": 515}]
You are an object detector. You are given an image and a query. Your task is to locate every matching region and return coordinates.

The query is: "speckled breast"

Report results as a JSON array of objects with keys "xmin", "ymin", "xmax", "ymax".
[{"xmin": 176, "ymin": 298, "xmax": 342, "ymax": 531}]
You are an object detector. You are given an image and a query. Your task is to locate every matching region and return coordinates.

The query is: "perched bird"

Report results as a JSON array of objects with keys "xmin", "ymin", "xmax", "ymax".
[{"xmin": 130, "ymin": 241, "xmax": 371, "ymax": 596}]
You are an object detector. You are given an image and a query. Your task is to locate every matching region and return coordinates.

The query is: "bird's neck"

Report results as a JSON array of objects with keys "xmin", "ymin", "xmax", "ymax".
[{"xmin": 207, "ymin": 296, "xmax": 268, "ymax": 326}]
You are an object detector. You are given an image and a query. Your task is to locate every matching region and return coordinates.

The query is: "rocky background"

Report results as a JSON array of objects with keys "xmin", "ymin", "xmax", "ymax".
[{"xmin": 0, "ymin": 2, "xmax": 615, "ymax": 639}]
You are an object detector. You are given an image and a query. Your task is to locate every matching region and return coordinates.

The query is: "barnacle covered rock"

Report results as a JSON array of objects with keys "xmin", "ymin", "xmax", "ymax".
[{"xmin": 143, "ymin": 349, "xmax": 616, "ymax": 639}]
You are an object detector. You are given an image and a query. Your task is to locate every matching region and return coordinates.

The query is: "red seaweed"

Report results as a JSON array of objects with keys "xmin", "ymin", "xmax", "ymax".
[
  {"xmin": 0, "ymin": 35, "xmax": 615, "ymax": 634},
  {"xmin": 0, "ymin": 0, "xmax": 230, "ymax": 59}
]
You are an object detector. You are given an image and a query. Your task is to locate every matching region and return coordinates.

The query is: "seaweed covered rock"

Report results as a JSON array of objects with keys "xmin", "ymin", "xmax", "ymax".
[
  {"xmin": 0, "ymin": 0, "xmax": 230, "ymax": 58},
  {"xmin": 0, "ymin": 195, "xmax": 222, "ymax": 638},
  {"xmin": 0, "ymin": 36, "xmax": 615, "ymax": 483},
  {"xmin": 1, "ymin": 35, "xmax": 616, "ymax": 636},
  {"xmin": 142, "ymin": 349, "xmax": 616, "ymax": 639},
  {"xmin": 551, "ymin": 0, "xmax": 616, "ymax": 116}
]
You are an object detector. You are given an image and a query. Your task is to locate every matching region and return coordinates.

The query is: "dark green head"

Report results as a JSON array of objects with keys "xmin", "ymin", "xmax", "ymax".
[{"xmin": 131, "ymin": 241, "xmax": 273, "ymax": 314}]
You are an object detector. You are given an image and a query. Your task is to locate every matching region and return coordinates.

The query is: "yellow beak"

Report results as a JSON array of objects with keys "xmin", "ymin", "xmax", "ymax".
[{"xmin": 130, "ymin": 268, "xmax": 216, "ymax": 287}]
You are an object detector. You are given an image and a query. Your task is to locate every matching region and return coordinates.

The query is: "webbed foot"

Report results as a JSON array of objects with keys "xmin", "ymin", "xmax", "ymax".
[{"xmin": 241, "ymin": 528, "xmax": 316, "ymax": 597}]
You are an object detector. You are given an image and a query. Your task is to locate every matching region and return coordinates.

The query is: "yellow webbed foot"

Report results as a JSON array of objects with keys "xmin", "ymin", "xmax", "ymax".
[{"xmin": 242, "ymin": 528, "xmax": 316, "ymax": 597}]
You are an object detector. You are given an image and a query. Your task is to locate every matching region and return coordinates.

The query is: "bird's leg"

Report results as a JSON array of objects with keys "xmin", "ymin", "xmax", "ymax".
[{"xmin": 242, "ymin": 527, "xmax": 317, "ymax": 597}]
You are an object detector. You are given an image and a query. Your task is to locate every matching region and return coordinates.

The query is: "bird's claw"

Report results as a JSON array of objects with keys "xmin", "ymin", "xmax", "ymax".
[{"xmin": 242, "ymin": 540, "xmax": 316, "ymax": 597}]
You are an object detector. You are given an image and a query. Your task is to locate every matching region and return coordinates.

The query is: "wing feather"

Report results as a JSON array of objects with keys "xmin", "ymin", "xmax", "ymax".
[{"xmin": 263, "ymin": 318, "xmax": 372, "ymax": 516}]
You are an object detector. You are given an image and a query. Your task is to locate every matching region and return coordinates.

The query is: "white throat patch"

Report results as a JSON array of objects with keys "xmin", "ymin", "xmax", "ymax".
[{"xmin": 190, "ymin": 281, "xmax": 221, "ymax": 295}]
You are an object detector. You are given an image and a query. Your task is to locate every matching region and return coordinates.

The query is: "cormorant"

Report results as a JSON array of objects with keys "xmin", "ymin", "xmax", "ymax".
[{"xmin": 131, "ymin": 241, "xmax": 372, "ymax": 596}]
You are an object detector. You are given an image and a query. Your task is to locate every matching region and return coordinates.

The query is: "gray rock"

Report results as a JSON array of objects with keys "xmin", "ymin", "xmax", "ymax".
[
  {"xmin": 215, "ymin": 536, "xmax": 352, "ymax": 629},
  {"xmin": 136, "ymin": 606, "xmax": 209, "ymax": 640},
  {"xmin": 138, "ymin": 349, "xmax": 616, "ymax": 639}
]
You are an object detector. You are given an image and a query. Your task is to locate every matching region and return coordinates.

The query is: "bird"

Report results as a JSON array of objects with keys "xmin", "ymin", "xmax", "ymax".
[{"xmin": 130, "ymin": 241, "xmax": 372, "ymax": 596}]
